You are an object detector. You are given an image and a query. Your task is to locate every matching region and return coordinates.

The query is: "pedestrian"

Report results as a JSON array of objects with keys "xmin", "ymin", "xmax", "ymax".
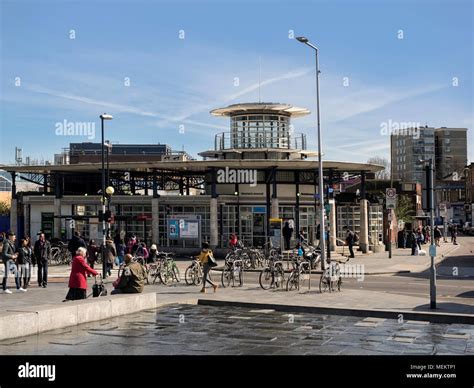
[
  {"xmin": 401, "ymin": 228, "xmax": 408, "ymax": 249},
  {"xmin": 86, "ymin": 239, "xmax": 99, "ymax": 270},
  {"xmin": 104, "ymin": 239, "xmax": 116, "ymax": 277},
  {"xmin": 343, "ymin": 226, "xmax": 355, "ymax": 258},
  {"xmin": 111, "ymin": 253, "xmax": 146, "ymax": 294},
  {"xmin": 113, "ymin": 230, "xmax": 121, "ymax": 247},
  {"xmin": 64, "ymin": 247, "xmax": 98, "ymax": 301},
  {"xmin": 416, "ymin": 229, "xmax": 423, "ymax": 251},
  {"xmin": 2, "ymin": 232, "xmax": 24, "ymax": 294},
  {"xmin": 229, "ymin": 233, "xmax": 238, "ymax": 249},
  {"xmin": 452, "ymin": 224, "xmax": 458, "ymax": 245},
  {"xmin": 195, "ymin": 242, "xmax": 218, "ymax": 293},
  {"xmin": 282, "ymin": 221, "xmax": 293, "ymax": 251},
  {"xmin": 148, "ymin": 244, "xmax": 158, "ymax": 264},
  {"xmin": 33, "ymin": 233, "xmax": 51, "ymax": 288},
  {"xmin": 17, "ymin": 238, "xmax": 33, "ymax": 290},
  {"xmin": 434, "ymin": 226, "xmax": 442, "ymax": 247},
  {"xmin": 410, "ymin": 229, "xmax": 418, "ymax": 256},
  {"xmin": 316, "ymin": 224, "xmax": 321, "ymax": 248},
  {"xmin": 298, "ymin": 229, "xmax": 307, "ymax": 245},
  {"xmin": 67, "ymin": 231, "xmax": 86, "ymax": 258},
  {"xmin": 116, "ymin": 239, "xmax": 126, "ymax": 265}
]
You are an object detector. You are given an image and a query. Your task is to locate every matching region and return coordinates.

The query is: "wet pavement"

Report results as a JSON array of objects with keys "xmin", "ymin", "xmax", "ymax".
[{"xmin": 0, "ymin": 304, "xmax": 473, "ymax": 355}]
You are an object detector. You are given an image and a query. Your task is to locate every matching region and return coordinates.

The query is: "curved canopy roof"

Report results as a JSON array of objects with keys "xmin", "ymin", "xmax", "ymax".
[
  {"xmin": 210, "ymin": 103, "xmax": 311, "ymax": 118},
  {"xmin": 1, "ymin": 159, "xmax": 385, "ymax": 174}
]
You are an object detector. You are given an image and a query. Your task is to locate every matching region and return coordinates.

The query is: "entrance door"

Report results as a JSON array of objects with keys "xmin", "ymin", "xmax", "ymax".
[{"xmin": 253, "ymin": 211, "xmax": 266, "ymax": 248}]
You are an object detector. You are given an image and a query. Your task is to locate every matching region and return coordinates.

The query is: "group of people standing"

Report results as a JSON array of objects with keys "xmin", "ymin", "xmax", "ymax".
[{"xmin": 1, "ymin": 232, "xmax": 51, "ymax": 294}]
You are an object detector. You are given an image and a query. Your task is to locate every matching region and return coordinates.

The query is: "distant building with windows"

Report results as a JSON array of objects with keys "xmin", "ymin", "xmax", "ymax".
[{"xmin": 391, "ymin": 126, "xmax": 469, "ymax": 222}]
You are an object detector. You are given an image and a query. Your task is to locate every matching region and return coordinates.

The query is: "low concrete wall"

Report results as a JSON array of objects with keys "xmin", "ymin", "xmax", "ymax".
[{"xmin": 0, "ymin": 293, "xmax": 157, "ymax": 341}]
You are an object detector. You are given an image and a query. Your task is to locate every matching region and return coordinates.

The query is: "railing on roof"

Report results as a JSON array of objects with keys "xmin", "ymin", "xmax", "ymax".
[{"xmin": 214, "ymin": 131, "xmax": 307, "ymax": 151}]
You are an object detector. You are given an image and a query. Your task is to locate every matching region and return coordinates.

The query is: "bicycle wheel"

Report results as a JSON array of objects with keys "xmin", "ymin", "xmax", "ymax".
[
  {"xmin": 194, "ymin": 267, "xmax": 203, "ymax": 285},
  {"xmin": 286, "ymin": 271, "xmax": 299, "ymax": 291},
  {"xmin": 259, "ymin": 268, "xmax": 273, "ymax": 290},
  {"xmin": 299, "ymin": 266, "xmax": 310, "ymax": 289},
  {"xmin": 173, "ymin": 266, "xmax": 181, "ymax": 282},
  {"xmin": 274, "ymin": 266, "xmax": 285, "ymax": 289},
  {"xmin": 221, "ymin": 268, "xmax": 232, "ymax": 288},
  {"xmin": 319, "ymin": 274, "xmax": 330, "ymax": 293},
  {"xmin": 185, "ymin": 265, "xmax": 195, "ymax": 285},
  {"xmin": 147, "ymin": 265, "xmax": 157, "ymax": 285},
  {"xmin": 159, "ymin": 269, "xmax": 171, "ymax": 285}
]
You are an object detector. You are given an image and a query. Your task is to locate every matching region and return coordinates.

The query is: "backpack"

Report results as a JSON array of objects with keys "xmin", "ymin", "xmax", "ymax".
[{"xmin": 353, "ymin": 232, "xmax": 359, "ymax": 243}]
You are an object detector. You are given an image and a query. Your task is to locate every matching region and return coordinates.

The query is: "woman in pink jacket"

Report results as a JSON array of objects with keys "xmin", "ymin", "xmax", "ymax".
[{"xmin": 64, "ymin": 247, "xmax": 98, "ymax": 301}]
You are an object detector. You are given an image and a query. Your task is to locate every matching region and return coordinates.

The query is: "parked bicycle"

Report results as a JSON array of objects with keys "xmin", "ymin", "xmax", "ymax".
[
  {"xmin": 221, "ymin": 256, "xmax": 243, "ymax": 288},
  {"xmin": 50, "ymin": 242, "xmax": 72, "ymax": 265},
  {"xmin": 286, "ymin": 257, "xmax": 311, "ymax": 291},
  {"xmin": 259, "ymin": 255, "xmax": 285, "ymax": 290},
  {"xmin": 319, "ymin": 260, "xmax": 342, "ymax": 293},
  {"xmin": 185, "ymin": 258, "xmax": 203, "ymax": 286},
  {"xmin": 153, "ymin": 253, "xmax": 180, "ymax": 285}
]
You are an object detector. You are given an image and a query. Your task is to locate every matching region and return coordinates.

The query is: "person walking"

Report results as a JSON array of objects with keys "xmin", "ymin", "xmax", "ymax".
[
  {"xmin": 434, "ymin": 226, "xmax": 442, "ymax": 247},
  {"xmin": 282, "ymin": 221, "xmax": 294, "ymax": 251},
  {"xmin": 401, "ymin": 228, "xmax": 408, "ymax": 249},
  {"xmin": 195, "ymin": 242, "xmax": 218, "ymax": 293},
  {"xmin": 410, "ymin": 229, "xmax": 418, "ymax": 256},
  {"xmin": 343, "ymin": 226, "xmax": 355, "ymax": 258},
  {"xmin": 86, "ymin": 239, "xmax": 99, "ymax": 271},
  {"xmin": 2, "ymin": 232, "xmax": 24, "ymax": 294},
  {"xmin": 111, "ymin": 254, "xmax": 146, "ymax": 294},
  {"xmin": 104, "ymin": 239, "xmax": 116, "ymax": 277},
  {"xmin": 116, "ymin": 239, "xmax": 126, "ymax": 266},
  {"xmin": 452, "ymin": 224, "xmax": 458, "ymax": 245},
  {"xmin": 67, "ymin": 231, "xmax": 86, "ymax": 258},
  {"xmin": 64, "ymin": 247, "xmax": 98, "ymax": 301},
  {"xmin": 17, "ymin": 238, "xmax": 33, "ymax": 290},
  {"xmin": 33, "ymin": 233, "xmax": 51, "ymax": 288}
]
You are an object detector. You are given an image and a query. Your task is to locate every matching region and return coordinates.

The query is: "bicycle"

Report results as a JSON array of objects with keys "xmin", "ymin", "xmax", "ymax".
[
  {"xmin": 185, "ymin": 258, "xmax": 203, "ymax": 286},
  {"xmin": 50, "ymin": 242, "xmax": 72, "ymax": 265},
  {"xmin": 286, "ymin": 257, "xmax": 311, "ymax": 291},
  {"xmin": 319, "ymin": 260, "xmax": 342, "ymax": 293},
  {"xmin": 154, "ymin": 255, "xmax": 180, "ymax": 285},
  {"xmin": 259, "ymin": 256, "xmax": 285, "ymax": 290},
  {"xmin": 221, "ymin": 256, "xmax": 243, "ymax": 288}
]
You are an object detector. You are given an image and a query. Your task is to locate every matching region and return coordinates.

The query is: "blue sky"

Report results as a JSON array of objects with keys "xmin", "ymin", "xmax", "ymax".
[{"xmin": 0, "ymin": 0, "xmax": 472, "ymax": 165}]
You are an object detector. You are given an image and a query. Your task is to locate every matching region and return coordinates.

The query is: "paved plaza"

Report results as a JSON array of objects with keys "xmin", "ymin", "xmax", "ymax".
[{"xmin": 1, "ymin": 304, "xmax": 473, "ymax": 355}]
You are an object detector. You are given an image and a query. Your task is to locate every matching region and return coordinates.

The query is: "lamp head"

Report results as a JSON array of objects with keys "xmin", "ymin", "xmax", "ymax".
[
  {"xmin": 100, "ymin": 113, "xmax": 113, "ymax": 120},
  {"xmin": 106, "ymin": 186, "xmax": 115, "ymax": 196},
  {"xmin": 296, "ymin": 36, "xmax": 309, "ymax": 43}
]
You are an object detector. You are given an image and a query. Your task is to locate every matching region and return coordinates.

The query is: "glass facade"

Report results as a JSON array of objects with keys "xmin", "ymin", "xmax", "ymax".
[
  {"xmin": 158, "ymin": 205, "xmax": 210, "ymax": 248},
  {"xmin": 231, "ymin": 114, "xmax": 291, "ymax": 149}
]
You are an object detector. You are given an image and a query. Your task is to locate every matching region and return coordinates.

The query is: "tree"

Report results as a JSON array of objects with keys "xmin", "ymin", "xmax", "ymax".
[
  {"xmin": 367, "ymin": 156, "xmax": 391, "ymax": 180},
  {"xmin": 0, "ymin": 201, "xmax": 10, "ymax": 215},
  {"xmin": 394, "ymin": 195, "xmax": 416, "ymax": 224}
]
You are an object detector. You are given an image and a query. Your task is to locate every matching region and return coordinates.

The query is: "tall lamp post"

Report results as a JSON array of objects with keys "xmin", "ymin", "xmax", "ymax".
[
  {"xmin": 419, "ymin": 157, "xmax": 436, "ymax": 309},
  {"xmin": 100, "ymin": 113, "xmax": 113, "ymax": 279},
  {"xmin": 296, "ymin": 36, "xmax": 326, "ymax": 270}
]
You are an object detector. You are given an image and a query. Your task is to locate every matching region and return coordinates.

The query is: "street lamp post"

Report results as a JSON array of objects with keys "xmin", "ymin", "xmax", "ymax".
[
  {"xmin": 100, "ymin": 113, "xmax": 113, "ymax": 279},
  {"xmin": 420, "ymin": 157, "xmax": 436, "ymax": 309},
  {"xmin": 296, "ymin": 36, "xmax": 326, "ymax": 270}
]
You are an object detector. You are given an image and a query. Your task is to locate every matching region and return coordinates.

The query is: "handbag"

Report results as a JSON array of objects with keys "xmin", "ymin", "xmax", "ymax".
[{"xmin": 207, "ymin": 253, "xmax": 218, "ymax": 267}]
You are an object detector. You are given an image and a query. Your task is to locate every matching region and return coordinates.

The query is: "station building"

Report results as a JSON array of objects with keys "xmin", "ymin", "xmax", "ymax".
[{"xmin": 2, "ymin": 102, "xmax": 384, "ymax": 254}]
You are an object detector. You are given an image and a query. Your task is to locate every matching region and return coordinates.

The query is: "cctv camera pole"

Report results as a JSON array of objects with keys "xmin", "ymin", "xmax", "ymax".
[{"xmin": 428, "ymin": 158, "xmax": 436, "ymax": 309}]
